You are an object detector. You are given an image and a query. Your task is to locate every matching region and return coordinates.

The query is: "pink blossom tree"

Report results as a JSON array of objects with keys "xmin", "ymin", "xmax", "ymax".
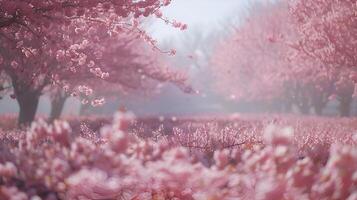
[
  {"xmin": 289, "ymin": 0, "xmax": 357, "ymax": 116},
  {"xmin": 211, "ymin": 1, "xmax": 354, "ymax": 116},
  {"xmin": 210, "ymin": 2, "xmax": 296, "ymax": 113},
  {"xmin": 0, "ymin": 1, "xmax": 189, "ymax": 126}
]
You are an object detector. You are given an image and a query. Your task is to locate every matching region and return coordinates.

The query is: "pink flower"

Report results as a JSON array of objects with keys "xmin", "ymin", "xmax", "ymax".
[
  {"xmin": 163, "ymin": 0, "xmax": 171, "ymax": 6},
  {"xmin": 0, "ymin": 162, "xmax": 17, "ymax": 178},
  {"xmin": 155, "ymin": 10, "xmax": 163, "ymax": 18},
  {"xmin": 11, "ymin": 61, "xmax": 18, "ymax": 69}
]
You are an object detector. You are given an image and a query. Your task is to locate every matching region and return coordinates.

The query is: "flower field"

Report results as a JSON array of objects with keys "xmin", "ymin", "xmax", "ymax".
[{"xmin": 0, "ymin": 113, "xmax": 357, "ymax": 199}]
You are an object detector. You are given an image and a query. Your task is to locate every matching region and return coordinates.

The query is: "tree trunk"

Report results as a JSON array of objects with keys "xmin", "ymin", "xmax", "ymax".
[
  {"xmin": 339, "ymin": 96, "xmax": 352, "ymax": 117},
  {"xmin": 16, "ymin": 91, "xmax": 40, "ymax": 127},
  {"xmin": 49, "ymin": 96, "xmax": 67, "ymax": 123},
  {"xmin": 11, "ymin": 77, "xmax": 41, "ymax": 127}
]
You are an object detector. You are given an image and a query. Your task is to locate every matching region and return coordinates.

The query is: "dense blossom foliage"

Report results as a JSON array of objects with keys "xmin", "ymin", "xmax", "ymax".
[
  {"xmin": 0, "ymin": 112, "xmax": 357, "ymax": 199},
  {"xmin": 0, "ymin": 0, "xmax": 181, "ymax": 92},
  {"xmin": 211, "ymin": 1, "xmax": 356, "ymax": 116},
  {"xmin": 289, "ymin": 0, "xmax": 357, "ymax": 70},
  {"xmin": 0, "ymin": 0, "xmax": 190, "ymax": 125},
  {"xmin": 211, "ymin": 2, "xmax": 290, "ymax": 102}
]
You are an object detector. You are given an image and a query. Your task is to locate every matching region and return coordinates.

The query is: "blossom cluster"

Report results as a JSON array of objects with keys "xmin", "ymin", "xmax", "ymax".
[{"xmin": 0, "ymin": 112, "xmax": 357, "ymax": 199}]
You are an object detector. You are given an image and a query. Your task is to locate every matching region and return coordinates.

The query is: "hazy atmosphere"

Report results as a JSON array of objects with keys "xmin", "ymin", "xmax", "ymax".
[{"xmin": 0, "ymin": 0, "xmax": 356, "ymax": 199}]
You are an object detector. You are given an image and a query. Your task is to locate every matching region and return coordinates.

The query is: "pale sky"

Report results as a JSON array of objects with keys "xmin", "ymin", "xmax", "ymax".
[{"xmin": 149, "ymin": 0, "xmax": 249, "ymax": 40}]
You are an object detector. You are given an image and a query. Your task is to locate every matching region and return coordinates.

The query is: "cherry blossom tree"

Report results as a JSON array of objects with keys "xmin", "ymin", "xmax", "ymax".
[
  {"xmin": 210, "ymin": 2, "xmax": 295, "ymax": 113},
  {"xmin": 289, "ymin": 0, "xmax": 357, "ymax": 116},
  {"xmin": 0, "ymin": 0, "xmax": 189, "ymax": 126},
  {"xmin": 211, "ymin": 0, "xmax": 355, "ymax": 116}
]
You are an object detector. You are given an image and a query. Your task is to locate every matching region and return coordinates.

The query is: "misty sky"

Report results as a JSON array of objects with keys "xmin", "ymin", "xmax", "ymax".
[{"xmin": 150, "ymin": 0, "xmax": 249, "ymax": 40}]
